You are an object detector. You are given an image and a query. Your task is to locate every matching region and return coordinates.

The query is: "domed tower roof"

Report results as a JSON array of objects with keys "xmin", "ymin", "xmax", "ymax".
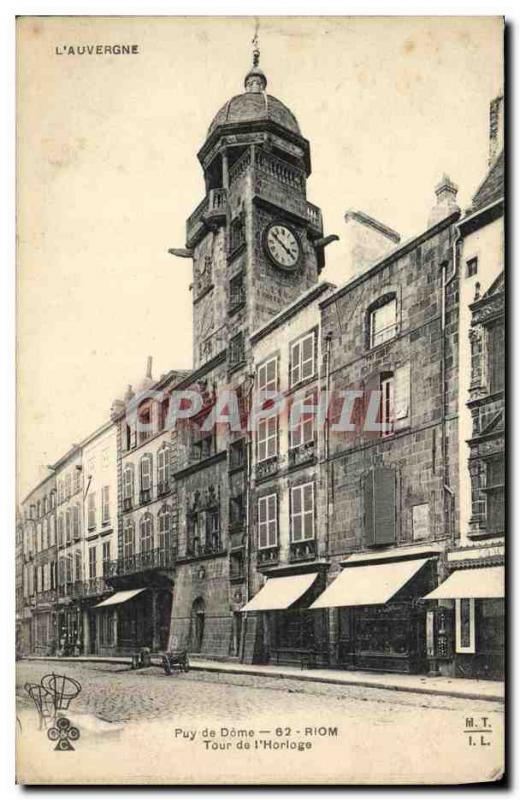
[{"xmin": 206, "ymin": 35, "xmax": 301, "ymax": 139}]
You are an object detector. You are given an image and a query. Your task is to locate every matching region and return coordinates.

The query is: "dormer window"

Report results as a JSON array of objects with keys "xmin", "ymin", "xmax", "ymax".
[{"xmin": 368, "ymin": 295, "xmax": 397, "ymax": 349}]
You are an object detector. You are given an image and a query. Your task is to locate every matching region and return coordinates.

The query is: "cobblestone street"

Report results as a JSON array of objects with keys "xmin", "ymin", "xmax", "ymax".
[{"xmin": 16, "ymin": 659, "xmax": 504, "ymax": 784}]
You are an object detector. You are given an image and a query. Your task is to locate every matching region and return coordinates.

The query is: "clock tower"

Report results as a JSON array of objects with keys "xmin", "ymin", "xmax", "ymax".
[{"xmin": 178, "ymin": 40, "xmax": 327, "ymax": 371}]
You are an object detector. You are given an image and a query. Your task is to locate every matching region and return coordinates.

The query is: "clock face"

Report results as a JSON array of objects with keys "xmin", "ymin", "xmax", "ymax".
[{"xmin": 264, "ymin": 222, "xmax": 302, "ymax": 271}]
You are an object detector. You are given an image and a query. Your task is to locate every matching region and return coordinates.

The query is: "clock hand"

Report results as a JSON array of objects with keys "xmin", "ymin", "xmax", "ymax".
[{"xmin": 272, "ymin": 233, "xmax": 294, "ymax": 257}]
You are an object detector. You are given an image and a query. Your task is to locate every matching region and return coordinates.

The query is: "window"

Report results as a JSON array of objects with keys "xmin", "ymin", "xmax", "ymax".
[
  {"xmin": 37, "ymin": 501, "xmax": 41, "ymax": 518},
  {"xmin": 290, "ymin": 482, "xmax": 315, "ymax": 542},
  {"xmin": 229, "ymin": 212, "xmax": 245, "ymax": 254},
  {"xmin": 99, "ymin": 610, "xmax": 114, "ymax": 646},
  {"xmin": 290, "ymin": 333, "xmax": 315, "ymax": 387},
  {"xmin": 73, "ymin": 467, "xmax": 81, "ymax": 494},
  {"xmin": 230, "ymin": 493, "xmax": 244, "ymax": 527},
  {"xmin": 123, "ymin": 519, "xmax": 135, "ymax": 559},
  {"xmin": 290, "ymin": 392, "xmax": 315, "ymax": 449},
  {"xmin": 102, "ymin": 541, "xmax": 111, "ymax": 576},
  {"xmin": 485, "ymin": 457, "xmax": 505, "ymax": 534},
  {"xmin": 364, "ymin": 467, "xmax": 396, "ymax": 546},
  {"xmin": 381, "ymin": 373, "xmax": 394, "ymax": 437},
  {"xmin": 157, "ymin": 448, "xmax": 170, "ymax": 493},
  {"xmin": 140, "ymin": 514, "xmax": 153, "ymax": 553},
  {"xmin": 87, "ymin": 493, "xmax": 96, "ymax": 530},
  {"xmin": 65, "ymin": 509, "xmax": 72, "ymax": 543},
  {"xmin": 65, "ymin": 553, "xmax": 73, "ymax": 583},
  {"xmin": 138, "ymin": 403, "xmax": 152, "ymax": 444},
  {"xmin": 455, "ymin": 598, "xmax": 475, "ymax": 653},
  {"xmin": 58, "ymin": 514, "xmax": 64, "ymax": 547},
  {"xmin": 123, "ymin": 465, "xmax": 134, "ymax": 508},
  {"xmin": 72, "ymin": 504, "xmax": 81, "ymax": 539},
  {"xmin": 158, "ymin": 507, "xmax": 172, "ymax": 553},
  {"xmin": 74, "ymin": 550, "xmax": 82, "ymax": 582},
  {"xmin": 229, "ymin": 439, "xmax": 245, "ymax": 470},
  {"xmin": 257, "ymin": 415, "xmax": 278, "ymax": 462},
  {"xmin": 65, "ymin": 474, "xmax": 71, "ymax": 499},
  {"xmin": 487, "ymin": 321, "xmax": 504, "ymax": 393},
  {"xmin": 229, "ymin": 332, "xmax": 245, "ymax": 367},
  {"xmin": 206, "ymin": 507, "xmax": 220, "ymax": 549},
  {"xmin": 466, "ymin": 257, "xmax": 478, "ymax": 277},
  {"xmin": 229, "ymin": 273, "xmax": 245, "ymax": 311},
  {"xmin": 101, "ymin": 486, "xmax": 110, "ymax": 524},
  {"xmin": 258, "ymin": 494, "xmax": 277, "ymax": 549},
  {"xmin": 49, "ymin": 515, "xmax": 56, "ymax": 546},
  {"xmin": 257, "ymin": 356, "xmax": 278, "ymax": 395},
  {"xmin": 140, "ymin": 455, "xmax": 153, "ymax": 494},
  {"xmin": 43, "ymin": 496, "xmax": 48, "ymax": 515},
  {"xmin": 369, "ymin": 296, "xmax": 397, "ymax": 348},
  {"xmin": 89, "ymin": 546, "xmax": 97, "ymax": 579}
]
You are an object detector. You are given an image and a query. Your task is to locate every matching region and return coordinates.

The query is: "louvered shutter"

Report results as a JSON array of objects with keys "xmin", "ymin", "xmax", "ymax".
[
  {"xmin": 364, "ymin": 470, "xmax": 375, "ymax": 546},
  {"xmin": 394, "ymin": 364, "xmax": 411, "ymax": 430}
]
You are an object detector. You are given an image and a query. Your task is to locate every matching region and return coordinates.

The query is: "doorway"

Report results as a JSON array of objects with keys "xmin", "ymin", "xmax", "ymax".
[{"xmin": 190, "ymin": 597, "xmax": 205, "ymax": 653}]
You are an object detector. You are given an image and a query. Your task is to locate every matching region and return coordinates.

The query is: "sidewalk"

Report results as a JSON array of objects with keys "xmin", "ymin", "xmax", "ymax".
[{"xmin": 22, "ymin": 654, "xmax": 504, "ymax": 703}]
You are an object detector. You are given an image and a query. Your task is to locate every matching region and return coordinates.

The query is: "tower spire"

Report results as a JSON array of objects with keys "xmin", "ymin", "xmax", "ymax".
[{"xmin": 244, "ymin": 21, "xmax": 267, "ymax": 93}]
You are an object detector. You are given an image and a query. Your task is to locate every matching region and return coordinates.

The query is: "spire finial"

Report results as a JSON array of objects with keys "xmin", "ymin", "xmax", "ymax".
[
  {"xmin": 252, "ymin": 22, "xmax": 260, "ymax": 67},
  {"xmin": 244, "ymin": 21, "xmax": 267, "ymax": 93}
]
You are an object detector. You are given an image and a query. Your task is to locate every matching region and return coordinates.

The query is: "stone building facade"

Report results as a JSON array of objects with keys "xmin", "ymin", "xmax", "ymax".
[{"xmin": 19, "ymin": 471, "xmax": 57, "ymax": 656}]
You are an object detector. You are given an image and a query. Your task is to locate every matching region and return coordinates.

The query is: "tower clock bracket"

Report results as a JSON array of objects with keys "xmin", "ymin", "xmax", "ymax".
[
  {"xmin": 313, "ymin": 234, "xmax": 339, "ymax": 273},
  {"xmin": 168, "ymin": 248, "xmax": 194, "ymax": 259}
]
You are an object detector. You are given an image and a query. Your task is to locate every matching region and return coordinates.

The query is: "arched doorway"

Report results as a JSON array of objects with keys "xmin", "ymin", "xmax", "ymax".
[{"xmin": 190, "ymin": 597, "xmax": 205, "ymax": 653}]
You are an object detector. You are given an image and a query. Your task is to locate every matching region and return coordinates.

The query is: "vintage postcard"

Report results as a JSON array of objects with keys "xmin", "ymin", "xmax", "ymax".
[{"xmin": 16, "ymin": 15, "xmax": 505, "ymax": 784}]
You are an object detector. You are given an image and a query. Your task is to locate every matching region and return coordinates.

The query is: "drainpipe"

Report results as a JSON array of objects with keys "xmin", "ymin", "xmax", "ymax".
[{"xmin": 440, "ymin": 226, "xmax": 461, "ymax": 547}]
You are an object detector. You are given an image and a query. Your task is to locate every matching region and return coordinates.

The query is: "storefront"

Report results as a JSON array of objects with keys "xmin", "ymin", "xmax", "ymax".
[
  {"xmin": 424, "ymin": 559, "xmax": 504, "ymax": 680},
  {"xmin": 311, "ymin": 552, "xmax": 439, "ymax": 674},
  {"xmin": 241, "ymin": 571, "xmax": 328, "ymax": 668},
  {"xmin": 57, "ymin": 604, "xmax": 83, "ymax": 656},
  {"xmin": 32, "ymin": 609, "xmax": 56, "ymax": 656},
  {"xmin": 94, "ymin": 587, "xmax": 173, "ymax": 655}
]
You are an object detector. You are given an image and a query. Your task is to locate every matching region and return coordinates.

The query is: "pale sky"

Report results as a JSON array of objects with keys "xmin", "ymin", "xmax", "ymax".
[{"xmin": 17, "ymin": 15, "xmax": 503, "ymax": 499}]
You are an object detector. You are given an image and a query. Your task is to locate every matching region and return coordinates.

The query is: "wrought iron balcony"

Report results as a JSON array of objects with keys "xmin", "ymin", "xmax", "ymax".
[
  {"xmin": 186, "ymin": 188, "xmax": 227, "ymax": 248},
  {"xmin": 139, "ymin": 488, "xmax": 153, "ymax": 505},
  {"xmin": 257, "ymin": 546, "xmax": 279, "ymax": 567},
  {"xmin": 288, "ymin": 440, "xmax": 316, "ymax": 469},
  {"xmin": 106, "ymin": 547, "xmax": 177, "ymax": 578},
  {"xmin": 123, "ymin": 497, "xmax": 133, "ymax": 511},
  {"xmin": 157, "ymin": 481, "xmax": 171, "ymax": 497},
  {"xmin": 289, "ymin": 539, "xmax": 317, "ymax": 563},
  {"xmin": 82, "ymin": 577, "xmax": 111, "ymax": 597},
  {"xmin": 185, "ymin": 536, "xmax": 224, "ymax": 559}
]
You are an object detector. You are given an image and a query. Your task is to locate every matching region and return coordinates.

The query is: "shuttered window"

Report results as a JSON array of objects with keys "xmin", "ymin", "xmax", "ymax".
[
  {"xmin": 123, "ymin": 520, "xmax": 135, "ymax": 559},
  {"xmin": 257, "ymin": 415, "xmax": 278, "ymax": 462},
  {"xmin": 123, "ymin": 465, "xmax": 134, "ymax": 500},
  {"xmin": 140, "ymin": 455, "xmax": 153, "ymax": 491},
  {"xmin": 394, "ymin": 363, "xmax": 411, "ymax": 429},
  {"xmin": 364, "ymin": 467, "xmax": 396, "ymax": 546},
  {"xmin": 257, "ymin": 356, "xmax": 278, "ymax": 394},
  {"xmin": 258, "ymin": 494, "xmax": 277, "ymax": 549},
  {"xmin": 89, "ymin": 546, "xmax": 97, "ymax": 579},
  {"xmin": 157, "ymin": 448, "xmax": 170, "ymax": 488},
  {"xmin": 290, "ymin": 482, "xmax": 315, "ymax": 542},
  {"xmin": 87, "ymin": 493, "xmax": 96, "ymax": 530},
  {"xmin": 101, "ymin": 486, "xmax": 110, "ymax": 523},
  {"xmin": 140, "ymin": 514, "xmax": 153, "ymax": 552},
  {"xmin": 290, "ymin": 332, "xmax": 315, "ymax": 387},
  {"xmin": 290, "ymin": 392, "xmax": 315, "ymax": 448}
]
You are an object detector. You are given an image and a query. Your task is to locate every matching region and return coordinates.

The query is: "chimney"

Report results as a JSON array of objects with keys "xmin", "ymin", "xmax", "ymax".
[
  {"xmin": 146, "ymin": 356, "xmax": 153, "ymax": 379},
  {"xmin": 428, "ymin": 174, "xmax": 459, "ymax": 228},
  {"xmin": 489, "ymin": 94, "xmax": 504, "ymax": 166}
]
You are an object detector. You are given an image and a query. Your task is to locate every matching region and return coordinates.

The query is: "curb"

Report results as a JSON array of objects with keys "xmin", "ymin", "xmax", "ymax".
[{"xmin": 20, "ymin": 656, "xmax": 504, "ymax": 704}]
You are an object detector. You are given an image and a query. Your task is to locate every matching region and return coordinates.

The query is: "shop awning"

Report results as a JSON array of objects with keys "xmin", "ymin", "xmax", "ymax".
[
  {"xmin": 310, "ymin": 558, "xmax": 429, "ymax": 609},
  {"xmin": 241, "ymin": 573, "xmax": 319, "ymax": 612},
  {"xmin": 423, "ymin": 566, "xmax": 504, "ymax": 600},
  {"xmin": 94, "ymin": 588, "xmax": 146, "ymax": 608}
]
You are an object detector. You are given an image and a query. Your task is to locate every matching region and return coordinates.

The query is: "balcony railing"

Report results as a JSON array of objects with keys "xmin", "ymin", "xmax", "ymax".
[
  {"xmin": 186, "ymin": 188, "xmax": 227, "ymax": 248},
  {"xmin": 106, "ymin": 547, "xmax": 177, "ymax": 578},
  {"xmin": 82, "ymin": 577, "xmax": 111, "ymax": 597},
  {"xmin": 123, "ymin": 497, "xmax": 133, "ymax": 511},
  {"xmin": 157, "ymin": 481, "xmax": 171, "ymax": 497},
  {"xmin": 255, "ymin": 457, "xmax": 279, "ymax": 482},
  {"xmin": 257, "ymin": 546, "xmax": 279, "ymax": 567},
  {"xmin": 289, "ymin": 539, "xmax": 317, "ymax": 563},
  {"xmin": 139, "ymin": 488, "xmax": 153, "ymax": 505},
  {"xmin": 288, "ymin": 440, "xmax": 316, "ymax": 469},
  {"xmin": 185, "ymin": 536, "xmax": 224, "ymax": 559}
]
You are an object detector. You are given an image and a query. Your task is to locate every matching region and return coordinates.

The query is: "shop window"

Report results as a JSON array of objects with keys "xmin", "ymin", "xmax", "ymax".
[
  {"xmin": 487, "ymin": 321, "xmax": 504, "ymax": 393},
  {"xmin": 364, "ymin": 467, "xmax": 396, "ymax": 546},
  {"xmin": 368, "ymin": 295, "xmax": 397, "ymax": 349},
  {"xmin": 455, "ymin": 598, "xmax": 475, "ymax": 654},
  {"xmin": 290, "ymin": 332, "xmax": 315, "ymax": 387},
  {"xmin": 258, "ymin": 494, "xmax": 277, "ymax": 549},
  {"xmin": 290, "ymin": 482, "xmax": 315, "ymax": 542},
  {"xmin": 484, "ymin": 457, "xmax": 505, "ymax": 534}
]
